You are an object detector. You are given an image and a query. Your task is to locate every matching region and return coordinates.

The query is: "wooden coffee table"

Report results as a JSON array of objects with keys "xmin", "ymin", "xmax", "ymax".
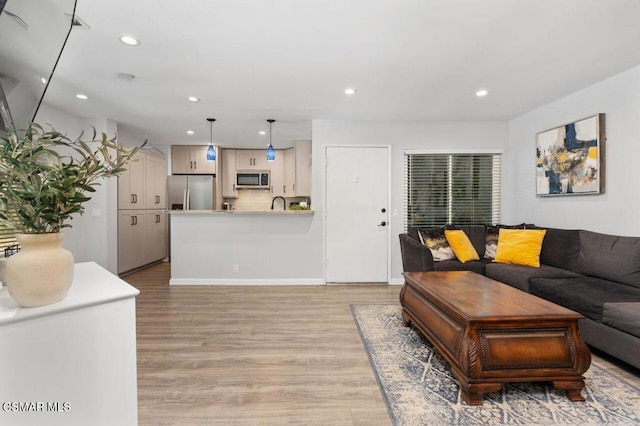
[{"xmin": 400, "ymin": 271, "xmax": 591, "ymax": 405}]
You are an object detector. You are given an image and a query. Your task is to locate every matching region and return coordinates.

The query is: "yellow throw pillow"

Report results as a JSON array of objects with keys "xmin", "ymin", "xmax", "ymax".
[
  {"xmin": 444, "ymin": 230, "xmax": 480, "ymax": 263},
  {"xmin": 493, "ymin": 229, "xmax": 547, "ymax": 267}
]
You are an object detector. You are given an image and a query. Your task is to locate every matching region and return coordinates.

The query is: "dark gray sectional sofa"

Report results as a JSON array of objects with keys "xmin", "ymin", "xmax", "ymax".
[{"xmin": 399, "ymin": 225, "xmax": 640, "ymax": 370}]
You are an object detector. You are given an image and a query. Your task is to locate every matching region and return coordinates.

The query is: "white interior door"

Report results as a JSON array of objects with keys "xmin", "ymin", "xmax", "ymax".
[{"xmin": 325, "ymin": 146, "xmax": 389, "ymax": 283}]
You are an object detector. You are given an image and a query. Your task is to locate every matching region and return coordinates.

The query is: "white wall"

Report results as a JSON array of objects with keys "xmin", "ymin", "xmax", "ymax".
[
  {"xmin": 311, "ymin": 120, "xmax": 509, "ymax": 283},
  {"xmin": 507, "ymin": 64, "xmax": 640, "ymax": 235}
]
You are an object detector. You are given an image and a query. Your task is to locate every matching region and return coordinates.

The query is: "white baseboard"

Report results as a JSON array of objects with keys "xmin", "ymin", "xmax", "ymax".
[
  {"xmin": 388, "ymin": 278, "xmax": 405, "ymax": 285},
  {"xmin": 169, "ymin": 278, "xmax": 326, "ymax": 286}
]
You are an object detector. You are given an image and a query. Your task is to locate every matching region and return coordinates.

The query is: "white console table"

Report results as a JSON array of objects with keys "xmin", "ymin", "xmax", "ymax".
[{"xmin": 0, "ymin": 262, "xmax": 139, "ymax": 426}]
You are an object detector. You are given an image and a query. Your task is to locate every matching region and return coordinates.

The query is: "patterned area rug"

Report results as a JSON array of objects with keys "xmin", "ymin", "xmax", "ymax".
[{"xmin": 351, "ymin": 304, "xmax": 640, "ymax": 426}]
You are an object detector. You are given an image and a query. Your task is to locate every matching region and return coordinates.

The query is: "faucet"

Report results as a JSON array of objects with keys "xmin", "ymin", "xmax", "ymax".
[{"xmin": 271, "ymin": 196, "xmax": 286, "ymax": 210}]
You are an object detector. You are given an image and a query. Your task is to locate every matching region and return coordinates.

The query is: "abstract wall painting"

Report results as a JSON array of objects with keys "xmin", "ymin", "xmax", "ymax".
[{"xmin": 536, "ymin": 114, "xmax": 605, "ymax": 196}]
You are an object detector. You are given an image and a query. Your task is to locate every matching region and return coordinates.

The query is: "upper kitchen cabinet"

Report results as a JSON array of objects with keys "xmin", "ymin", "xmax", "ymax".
[
  {"xmin": 294, "ymin": 140, "xmax": 312, "ymax": 197},
  {"xmin": 269, "ymin": 149, "xmax": 285, "ymax": 197},
  {"xmin": 171, "ymin": 145, "xmax": 218, "ymax": 174},
  {"xmin": 221, "ymin": 148, "xmax": 238, "ymax": 198},
  {"xmin": 118, "ymin": 151, "xmax": 146, "ymax": 209},
  {"xmin": 145, "ymin": 155, "xmax": 167, "ymax": 208},
  {"xmin": 118, "ymin": 152, "xmax": 168, "ymax": 210},
  {"xmin": 283, "ymin": 148, "xmax": 296, "ymax": 196},
  {"xmin": 236, "ymin": 149, "xmax": 268, "ymax": 171}
]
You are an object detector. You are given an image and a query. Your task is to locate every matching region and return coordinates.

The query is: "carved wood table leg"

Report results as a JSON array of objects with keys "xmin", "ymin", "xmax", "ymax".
[
  {"xmin": 461, "ymin": 382, "xmax": 503, "ymax": 406},
  {"xmin": 553, "ymin": 380, "xmax": 586, "ymax": 401}
]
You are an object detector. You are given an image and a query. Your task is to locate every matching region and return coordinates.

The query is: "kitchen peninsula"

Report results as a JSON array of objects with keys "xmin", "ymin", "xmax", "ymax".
[
  {"xmin": 169, "ymin": 209, "xmax": 322, "ymax": 285},
  {"xmin": 168, "ymin": 140, "xmax": 319, "ymax": 285}
]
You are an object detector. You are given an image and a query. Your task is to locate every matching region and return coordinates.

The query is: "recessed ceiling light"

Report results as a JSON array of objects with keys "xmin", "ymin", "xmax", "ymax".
[
  {"xmin": 117, "ymin": 72, "xmax": 136, "ymax": 81},
  {"xmin": 119, "ymin": 35, "xmax": 140, "ymax": 46},
  {"xmin": 259, "ymin": 131, "xmax": 266, "ymax": 135},
  {"xmin": 344, "ymin": 87, "xmax": 357, "ymax": 95},
  {"xmin": 40, "ymin": 77, "xmax": 47, "ymax": 84},
  {"xmin": 187, "ymin": 96, "xmax": 199, "ymax": 102},
  {"xmin": 186, "ymin": 130, "xmax": 195, "ymax": 135},
  {"xmin": 76, "ymin": 93, "xmax": 88, "ymax": 100},
  {"xmin": 476, "ymin": 89, "xmax": 488, "ymax": 97}
]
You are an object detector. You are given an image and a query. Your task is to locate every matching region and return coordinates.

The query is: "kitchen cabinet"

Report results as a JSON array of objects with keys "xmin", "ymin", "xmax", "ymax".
[
  {"xmin": 283, "ymin": 148, "xmax": 296, "ymax": 196},
  {"xmin": 171, "ymin": 145, "xmax": 217, "ymax": 174},
  {"xmin": 118, "ymin": 210, "xmax": 147, "ymax": 273},
  {"xmin": 118, "ymin": 152, "xmax": 169, "ymax": 274},
  {"xmin": 269, "ymin": 149, "xmax": 285, "ymax": 196},
  {"xmin": 117, "ymin": 151, "xmax": 146, "ymax": 209},
  {"xmin": 222, "ymin": 148, "xmax": 238, "ymax": 198},
  {"xmin": 145, "ymin": 210, "xmax": 168, "ymax": 263},
  {"xmin": 294, "ymin": 140, "xmax": 312, "ymax": 197},
  {"xmin": 145, "ymin": 155, "xmax": 167, "ymax": 208},
  {"xmin": 236, "ymin": 149, "xmax": 268, "ymax": 170}
]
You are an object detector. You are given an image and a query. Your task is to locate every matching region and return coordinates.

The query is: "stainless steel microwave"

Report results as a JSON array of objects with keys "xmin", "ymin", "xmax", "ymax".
[{"xmin": 236, "ymin": 171, "xmax": 269, "ymax": 188}]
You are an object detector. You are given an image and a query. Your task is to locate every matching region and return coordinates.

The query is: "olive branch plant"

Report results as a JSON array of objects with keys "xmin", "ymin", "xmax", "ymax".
[{"xmin": 0, "ymin": 123, "xmax": 141, "ymax": 233}]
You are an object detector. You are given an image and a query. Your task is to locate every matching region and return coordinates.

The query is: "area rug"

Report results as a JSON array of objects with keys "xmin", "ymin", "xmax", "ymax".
[{"xmin": 351, "ymin": 304, "xmax": 640, "ymax": 426}]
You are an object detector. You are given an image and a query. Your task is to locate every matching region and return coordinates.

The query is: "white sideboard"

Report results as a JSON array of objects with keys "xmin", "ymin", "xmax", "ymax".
[{"xmin": 0, "ymin": 262, "xmax": 139, "ymax": 426}]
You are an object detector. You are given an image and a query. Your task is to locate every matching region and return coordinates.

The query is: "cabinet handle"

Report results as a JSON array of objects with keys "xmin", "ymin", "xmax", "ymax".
[
  {"xmin": 193, "ymin": 161, "xmax": 197, "ymax": 169},
  {"xmin": 130, "ymin": 194, "xmax": 135, "ymax": 203},
  {"xmin": 156, "ymin": 195, "xmax": 160, "ymax": 204},
  {"xmin": 130, "ymin": 216, "xmax": 134, "ymax": 226},
  {"xmin": 293, "ymin": 183, "xmax": 295, "ymax": 192},
  {"xmin": 283, "ymin": 185, "xmax": 286, "ymax": 194},
  {"xmin": 134, "ymin": 216, "xmax": 138, "ymax": 225},
  {"xmin": 156, "ymin": 214, "xmax": 160, "ymax": 223}
]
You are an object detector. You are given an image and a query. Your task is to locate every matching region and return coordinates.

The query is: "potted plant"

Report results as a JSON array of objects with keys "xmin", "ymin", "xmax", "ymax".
[{"xmin": 0, "ymin": 122, "xmax": 139, "ymax": 307}]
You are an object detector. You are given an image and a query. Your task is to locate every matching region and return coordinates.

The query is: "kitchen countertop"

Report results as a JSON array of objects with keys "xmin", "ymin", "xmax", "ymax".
[{"xmin": 168, "ymin": 209, "xmax": 314, "ymax": 215}]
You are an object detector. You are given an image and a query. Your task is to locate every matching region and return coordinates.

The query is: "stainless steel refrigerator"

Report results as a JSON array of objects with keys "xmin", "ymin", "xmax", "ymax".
[{"xmin": 167, "ymin": 175, "xmax": 216, "ymax": 210}]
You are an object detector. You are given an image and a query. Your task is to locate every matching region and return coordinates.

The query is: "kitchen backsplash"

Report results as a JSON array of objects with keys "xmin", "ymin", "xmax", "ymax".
[{"xmin": 231, "ymin": 189, "xmax": 276, "ymax": 211}]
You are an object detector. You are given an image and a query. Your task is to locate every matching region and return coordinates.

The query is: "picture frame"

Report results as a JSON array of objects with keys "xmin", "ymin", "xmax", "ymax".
[{"xmin": 535, "ymin": 113, "xmax": 605, "ymax": 196}]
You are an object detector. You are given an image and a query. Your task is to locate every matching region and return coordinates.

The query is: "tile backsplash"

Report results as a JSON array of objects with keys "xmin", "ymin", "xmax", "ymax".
[{"xmin": 230, "ymin": 189, "xmax": 276, "ymax": 211}]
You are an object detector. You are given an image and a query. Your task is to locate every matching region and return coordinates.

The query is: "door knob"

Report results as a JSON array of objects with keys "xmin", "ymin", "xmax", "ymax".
[
  {"xmin": 381, "ymin": 208, "xmax": 386, "ymax": 213},
  {"xmin": 379, "ymin": 221, "xmax": 387, "ymax": 227}
]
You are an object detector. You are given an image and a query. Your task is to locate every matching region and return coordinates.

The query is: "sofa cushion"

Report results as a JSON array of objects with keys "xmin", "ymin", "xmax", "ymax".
[
  {"xmin": 576, "ymin": 230, "xmax": 640, "ymax": 289},
  {"xmin": 445, "ymin": 230, "xmax": 479, "ymax": 263},
  {"xmin": 456, "ymin": 226, "xmax": 487, "ymax": 258},
  {"xmin": 484, "ymin": 225, "xmax": 499, "ymax": 259},
  {"xmin": 602, "ymin": 303, "xmax": 640, "ymax": 338},
  {"xmin": 494, "ymin": 229, "xmax": 547, "ymax": 267},
  {"xmin": 538, "ymin": 227, "xmax": 581, "ymax": 271},
  {"xmin": 484, "ymin": 223, "xmax": 536, "ymax": 259},
  {"xmin": 419, "ymin": 227, "xmax": 456, "ymax": 261},
  {"xmin": 529, "ymin": 277, "xmax": 640, "ymax": 322},
  {"xmin": 485, "ymin": 263, "xmax": 582, "ymax": 292},
  {"xmin": 433, "ymin": 258, "xmax": 491, "ymax": 275}
]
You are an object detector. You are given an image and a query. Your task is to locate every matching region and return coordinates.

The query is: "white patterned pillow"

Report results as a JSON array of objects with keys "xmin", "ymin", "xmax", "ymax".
[{"xmin": 419, "ymin": 228, "xmax": 456, "ymax": 262}]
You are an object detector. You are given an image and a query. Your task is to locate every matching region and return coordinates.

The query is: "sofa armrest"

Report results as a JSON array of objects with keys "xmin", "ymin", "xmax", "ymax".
[{"xmin": 399, "ymin": 233, "xmax": 435, "ymax": 272}]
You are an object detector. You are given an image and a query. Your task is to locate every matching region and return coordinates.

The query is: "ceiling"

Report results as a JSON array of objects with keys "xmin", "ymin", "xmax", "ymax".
[{"xmin": 2, "ymin": 0, "xmax": 640, "ymax": 149}]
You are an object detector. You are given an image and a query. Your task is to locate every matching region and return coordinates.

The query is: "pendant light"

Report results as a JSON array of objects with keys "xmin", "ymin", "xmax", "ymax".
[
  {"xmin": 266, "ymin": 119, "xmax": 275, "ymax": 162},
  {"xmin": 206, "ymin": 118, "xmax": 216, "ymax": 161}
]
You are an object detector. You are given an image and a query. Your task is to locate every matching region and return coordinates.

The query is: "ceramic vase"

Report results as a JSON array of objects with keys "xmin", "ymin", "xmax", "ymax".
[{"xmin": 5, "ymin": 233, "xmax": 74, "ymax": 308}]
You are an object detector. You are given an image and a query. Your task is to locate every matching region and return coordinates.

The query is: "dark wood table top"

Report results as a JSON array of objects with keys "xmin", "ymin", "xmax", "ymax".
[{"xmin": 402, "ymin": 271, "xmax": 583, "ymax": 321}]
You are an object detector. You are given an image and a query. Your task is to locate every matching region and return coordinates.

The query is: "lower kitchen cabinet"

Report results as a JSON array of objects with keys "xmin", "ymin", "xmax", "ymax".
[
  {"xmin": 145, "ymin": 210, "xmax": 168, "ymax": 262},
  {"xmin": 118, "ymin": 209, "xmax": 167, "ymax": 274}
]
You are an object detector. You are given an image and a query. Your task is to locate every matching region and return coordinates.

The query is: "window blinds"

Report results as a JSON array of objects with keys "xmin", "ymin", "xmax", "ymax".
[
  {"xmin": 403, "ymin": 152, "xmax": 501, "ymax": 230},
  {"xmin": 0, "ymin": 212, "xmax": 18, "ymax": 252}
]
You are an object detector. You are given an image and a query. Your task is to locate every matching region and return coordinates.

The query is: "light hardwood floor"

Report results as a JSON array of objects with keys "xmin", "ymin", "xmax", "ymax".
[{"xmin": 124, "ymin": 262, "xmax": 401, "ymax": 426}]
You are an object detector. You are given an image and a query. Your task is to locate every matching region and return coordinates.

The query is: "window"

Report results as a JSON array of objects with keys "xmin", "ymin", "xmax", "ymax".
[{"xmin": 404, "ymin": 152, "xmax": 501, "ymax": 229}]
